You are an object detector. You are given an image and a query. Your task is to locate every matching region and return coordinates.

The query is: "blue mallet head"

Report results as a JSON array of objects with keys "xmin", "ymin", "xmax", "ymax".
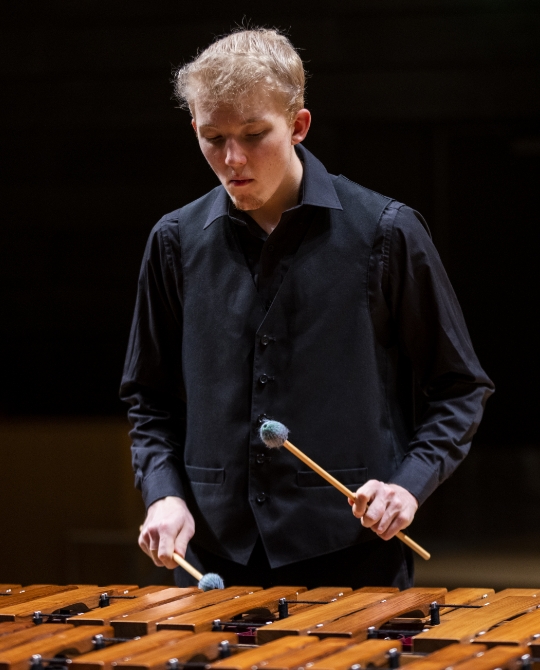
[
  {"xmin": 259, "ymin": 420, "xmax": 289, "ymax": 448},
  {"xmin": 198, "ymin": 572, "xmax": 225, "ymax": 591}
]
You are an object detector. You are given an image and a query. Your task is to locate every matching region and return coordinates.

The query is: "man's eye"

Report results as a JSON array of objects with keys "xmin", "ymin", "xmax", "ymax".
[
  {"xmin": 205, "ymin": 136, "xmax": 222, "ymax": 143},
  {"xmin": 247, "ymin": 132, "xmax": 264, "ymax": 138}
]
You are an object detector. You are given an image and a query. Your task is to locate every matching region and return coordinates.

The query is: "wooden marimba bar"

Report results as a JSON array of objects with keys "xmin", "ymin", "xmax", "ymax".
[{"xmin": 1, "ymin": 582, "xmax": 540, "ymax": 670}]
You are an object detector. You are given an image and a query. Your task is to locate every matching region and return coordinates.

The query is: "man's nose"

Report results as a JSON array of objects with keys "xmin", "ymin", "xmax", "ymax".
[{"xmin": 224, "ymin": 140, "xmax": 247, "ymax": 168}]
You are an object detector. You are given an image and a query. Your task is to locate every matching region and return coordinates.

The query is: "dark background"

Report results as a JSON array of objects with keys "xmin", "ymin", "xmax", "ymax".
[{"xmin": 1, "ymin": 0, "xmax": 539, "ymax": 586}]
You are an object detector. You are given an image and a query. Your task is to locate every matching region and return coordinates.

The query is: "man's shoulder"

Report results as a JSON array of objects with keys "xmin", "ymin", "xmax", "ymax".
[
  {"xmin": 331, "ymin": 174, "xmax": 393, "ymax": 208},
  {"xmin": 330, "ymin": 175, "xmax": 397, "ymax": 232},
  {"xmin": 328, "ymin": 175, "xmax": 432, "ymax": 242},
  {"xmin": 154, "ymin": 186, "xmax": 223, "ymax": 233}
]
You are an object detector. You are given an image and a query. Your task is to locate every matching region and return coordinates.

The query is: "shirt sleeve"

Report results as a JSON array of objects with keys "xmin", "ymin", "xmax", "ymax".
[
  {"xmin": 119, "ymin": 220, "xmax": 187, "ymax": 509},
  {"xmin": 370, "ymin": 202, "xmax": 495, "ymax": 505}
]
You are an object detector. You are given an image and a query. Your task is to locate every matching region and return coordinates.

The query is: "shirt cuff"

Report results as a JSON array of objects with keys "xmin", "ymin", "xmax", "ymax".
[
  {"xmin": 388, "ymin": 457, "xmax": 440, "ymax": 506},
  {"xmin": 141, "ymin": 468, "xmax": 186, "ymax": 509}
]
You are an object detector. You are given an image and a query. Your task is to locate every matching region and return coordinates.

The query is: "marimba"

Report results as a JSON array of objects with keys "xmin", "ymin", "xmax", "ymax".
[{"xmin": 1, "ymin": 583, "xmax": 539, "ymax": 670}]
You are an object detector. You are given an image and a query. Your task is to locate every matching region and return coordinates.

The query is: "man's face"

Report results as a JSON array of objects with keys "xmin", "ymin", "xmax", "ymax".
[{"xmin": 192, "ymin": 91, "xmax": 307, "ymax": 212}]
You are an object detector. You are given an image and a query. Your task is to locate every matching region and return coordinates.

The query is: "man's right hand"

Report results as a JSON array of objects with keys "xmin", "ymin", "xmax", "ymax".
[{"xmin": 139, "ymin": 496, "xmax": 195, "ymax": 569}]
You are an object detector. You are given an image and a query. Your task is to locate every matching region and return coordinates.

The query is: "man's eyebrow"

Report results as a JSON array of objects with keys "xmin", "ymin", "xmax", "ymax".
[{"xmin": 198, "ymin": 117, "xmax": 265, "ymax": 130}]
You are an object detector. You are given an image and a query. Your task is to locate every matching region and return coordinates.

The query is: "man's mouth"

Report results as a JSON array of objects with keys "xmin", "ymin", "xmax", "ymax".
[{"xmin": 229, "ymin": 179, "xmax": 253, "ymax": 187}]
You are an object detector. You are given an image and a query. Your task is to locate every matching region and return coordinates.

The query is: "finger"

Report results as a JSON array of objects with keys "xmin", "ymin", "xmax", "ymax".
[
  {"xmin": 149, "ymin": 546, "xmax": 163, "ymax": 565},
  {"xmin": 139, "ymin": 527, "xmax": 165, "ymax": 567},
  {"xmin": 157, "ymin": 526, "xmax": 178, "ymax": 569},
  {"xmin": 174, "ymin": 520, "xmax": 195, "ymax": 559},
  {"xmin": 361, "ymin": 498, "xmax": 387, "ymax": 528},
  {"xmin": 378, "ymin": 512, "xmax": 413, "ymax": 541},
  {"xmin": 371, "ymin": 497, "xmax": 401, "ymax": 535},
  {"xmin": 352, "ymin": 480, "xmax": 381, "ymax": 517},
  {"xmin": 370, "ymin": 509, "xmax": 396, "ymax": 537}
]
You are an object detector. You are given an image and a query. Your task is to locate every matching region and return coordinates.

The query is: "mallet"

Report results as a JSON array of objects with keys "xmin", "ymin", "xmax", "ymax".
[
  {"xmin": 259, "ymin": 420, "xmax": 430, "ymax": 561},
  {"xmin": 171, "ymin": 553, "xmax": 225, "ymax": 591},
  {"xmin": 139, "ymin": 526, "xmax": 225, "ymax": 590}
]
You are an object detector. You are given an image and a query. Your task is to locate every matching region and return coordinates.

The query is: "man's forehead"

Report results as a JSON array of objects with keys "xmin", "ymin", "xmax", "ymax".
[
  {"xmin": 197, "ymin": 113, "xmax": 266, "ymax": 129},
  {"xmin": 193, "ymin": 91, "xmax": 286, "ymax": 127}
]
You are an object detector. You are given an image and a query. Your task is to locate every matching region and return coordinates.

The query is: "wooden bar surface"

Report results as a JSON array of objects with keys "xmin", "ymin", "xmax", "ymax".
[
  {"xmin": 0, "ymin": 586, "xmax": 78, "ymax": 609},
  {"xmin": 429, "ymin": 588, "xmax": 495, "ymax": 620},
  {"xmin": 258, "ymin": 639, "xmax": 352, "ymax": 670},
  {"xmin": 474, "ymin": 607, "xmax": 540, "ymax": 647},
  {"xmin": 69, "ymin": 587, "xmax": 199, "ymax": 625},
  {"xmin": 413, "ymin": 596, "xmax": 539, "ymax": 653},
  {"xmin": 444, "ymin": 644, "xmax": 530, "ymax": 670},
  {"xmin": 307, "ymin": 639, "xmax": 402, "ymax": 670},
  {"xmin": 112, "ymin": 586, "xmax": 263, "ymax": 637},
  {"xmin": 0, "ymin": 586, "xmax": 124, "ymax": 622},
  {"xmin": 0, "ymin": 625, "xmax": 113, "ymax": 670},
  {"xmin": 396, "ymin": 587, "xmax": 495, "ymax": 628},
  {"xmin": 441, "ymin": 589, "xmax": 540, "ymax": 622},
  {"xmin": 71, "ymin": 629, "xmax": 194, "ymax": 670},
  {"xmin": 125, "ymin": 586, "xmax": 171, "ymax": 597},
  {"xmin": 0, "ymin": 624, "xmax": 33, "ymax": 638},
  {"xmin": 115, "ymin": 631, "xmax": 239, "ymax": 670},
  {"xmin": 210, "ymin": 635, "xmax": 318, "ymax": 670},
  {"xmin": 257, "ymin": 590, "xmax": 396, "ymax": 643},
  {"xmin": 0, "ymin": 586, "xmax": 51, "ymax": 597},
  {"xmin": 0, "ymin": 623, "xmax": 69, "ymax": 651},
  {"xmin": 312, "ymin": 588, "xmax": 447, "ymax": 640},
  {"xmin": 154, "ymin": 586, "xmax": 306, "ymax": 635},
  {"xmin": 487, "ymin": 589, "xmax": 540, "ymax": 600},
  {"xmin": 400, "ymin": 643, "xmax": 487, "ymax": 670},
  {"xmin": 285, "ymin": 587, "xmax": 352, "ymax": 616}
]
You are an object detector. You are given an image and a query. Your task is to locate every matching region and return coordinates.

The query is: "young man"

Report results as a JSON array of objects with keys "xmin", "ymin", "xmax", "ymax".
[{"xmin": 121, "ymin": 29, "xmax": 494, "ymax": 588}]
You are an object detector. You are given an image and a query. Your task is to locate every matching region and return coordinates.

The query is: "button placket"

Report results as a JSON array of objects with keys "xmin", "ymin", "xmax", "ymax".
[
  {"xmin": 251, "ymin": 319, "xmax": 278, "ymax": 501},
  {"xmin": 255, "ymin": 451, "xmax": 272, "ymax": 465},
  {"xmin": 257, "ymin": 413, "xmax": 270, "ymax": 426},
  {"xmin": 260, "ymin": 334, "xmax": 276, "ymax": 346}
]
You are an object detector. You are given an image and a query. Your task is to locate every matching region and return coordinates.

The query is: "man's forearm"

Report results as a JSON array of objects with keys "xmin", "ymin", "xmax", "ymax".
[
  {"xmin": 389, "ymin": 381, "xmax": 493, "ymax": 505},
  {"xmin": 122, "ymin": 381, "xmax": 187, "ymax": 508}
]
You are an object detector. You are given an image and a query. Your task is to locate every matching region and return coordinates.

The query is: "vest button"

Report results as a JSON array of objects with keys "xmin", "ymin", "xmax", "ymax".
[
  {"xmin": 256, "ymin": 453, "xmax": 266, "ymax": 464},
  {"xmin": 261, "ymin": 334, "xmax": 271, "ymax": 346},
  {"xmin": 259, "ymin": 374, "xmax": 269, "ymax": 384},
  {"xmin": 257, "ymin": 413, "xmax": 269, "ymax": 426},
  {"xmin": 256, "ymin": 493, "xmax": 267, "ymax": 504}
]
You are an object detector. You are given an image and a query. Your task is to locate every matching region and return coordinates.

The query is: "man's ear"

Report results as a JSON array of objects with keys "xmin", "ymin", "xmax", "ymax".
[
  {"xmin": 191, "ymin": 118, "xmax": 198, "ymax": 136},
  {"xmin": 291, "ymin": 109, "xmax": 311, "ymax": 146}
]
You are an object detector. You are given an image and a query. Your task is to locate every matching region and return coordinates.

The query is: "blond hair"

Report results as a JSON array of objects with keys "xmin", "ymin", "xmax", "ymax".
[{"xmin": 174, "ymin": 28, "xmax": 306, "ymax": 119}]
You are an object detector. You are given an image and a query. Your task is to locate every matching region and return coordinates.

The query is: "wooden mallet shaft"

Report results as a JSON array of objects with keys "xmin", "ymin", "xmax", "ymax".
[
  {"xmin": 138, "ymin": 524, "xmax": 205, "ymax": 579},
  {"xmin": 172, "ymin": 553, "xmax": 203, "ymax": 581},
  {"xmin": 282, "ymin": 439, "xmax": 431, "ymax": 561}
]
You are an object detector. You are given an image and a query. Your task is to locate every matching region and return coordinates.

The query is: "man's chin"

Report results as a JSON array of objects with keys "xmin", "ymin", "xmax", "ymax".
[{"xmin": 229, "ymin": 193, "xmax": 265, "ymax": 212}]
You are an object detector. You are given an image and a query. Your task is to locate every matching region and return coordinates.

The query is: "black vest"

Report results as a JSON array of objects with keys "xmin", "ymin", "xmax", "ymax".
[{"xmin": 175, "ymin": 175, "xmax": 410, "ymax": 568}]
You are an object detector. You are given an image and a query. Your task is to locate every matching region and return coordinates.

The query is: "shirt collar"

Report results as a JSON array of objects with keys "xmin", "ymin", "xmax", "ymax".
[{"xmin": 203, "ymin": 143, "xmax": 342, "ymax": 230}]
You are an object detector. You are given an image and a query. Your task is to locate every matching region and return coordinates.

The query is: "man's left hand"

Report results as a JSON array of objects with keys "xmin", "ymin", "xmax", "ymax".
[{"xmin": 349, "ymin": 480, "xmax": 418, "ymax": 540}]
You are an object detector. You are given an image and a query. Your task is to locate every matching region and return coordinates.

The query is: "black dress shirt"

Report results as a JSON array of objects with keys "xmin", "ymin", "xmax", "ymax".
[
  {"xmin": 228, "ymin": 183, "xmax": 315, "ymax": 311},
  {"xmin": 121, "ymin": 144, "xmax": 494, "ymax": 513}
]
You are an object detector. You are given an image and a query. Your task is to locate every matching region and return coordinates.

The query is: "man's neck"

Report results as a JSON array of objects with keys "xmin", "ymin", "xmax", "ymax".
[{"xmin": 246, "ymin": 151, "xmax": 304, "ymax": 236}]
